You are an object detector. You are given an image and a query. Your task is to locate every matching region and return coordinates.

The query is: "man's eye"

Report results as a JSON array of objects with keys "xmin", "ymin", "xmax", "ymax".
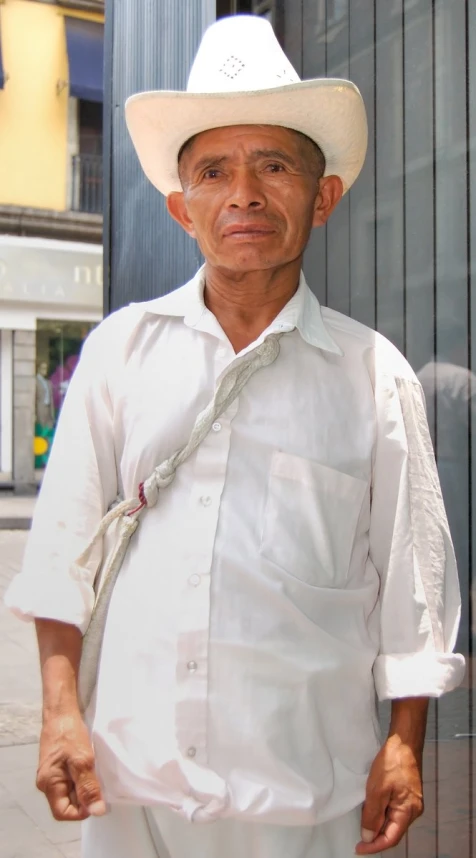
[
  {"xmin": 203, "ymin": 169, "xmax": 221, "ymax": 179},
  {"xmin": 266, "ymin": 163, "xmax": 285, "ymax": 173}
]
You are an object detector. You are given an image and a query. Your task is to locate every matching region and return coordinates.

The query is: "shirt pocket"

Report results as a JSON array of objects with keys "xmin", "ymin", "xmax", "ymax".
[{"xmin": 260, "ymin": 450, "xmax": 368, "ymax": 588}]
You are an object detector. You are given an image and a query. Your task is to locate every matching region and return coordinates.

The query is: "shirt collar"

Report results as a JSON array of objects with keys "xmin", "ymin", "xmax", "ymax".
[{"xmin": 139, "ymin": 265, "xmax": 343, "ymax": 356}]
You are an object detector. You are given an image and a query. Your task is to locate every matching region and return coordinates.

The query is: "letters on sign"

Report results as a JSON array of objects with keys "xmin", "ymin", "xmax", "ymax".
[{"xmin": 0, "ymin": 248, "xmax": 103, "ymax": 309}]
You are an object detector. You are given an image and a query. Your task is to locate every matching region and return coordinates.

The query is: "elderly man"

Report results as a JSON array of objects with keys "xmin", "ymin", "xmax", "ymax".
[{"xmin": 5, "ymin": 15, "xmax": 464, "ymax": 858}]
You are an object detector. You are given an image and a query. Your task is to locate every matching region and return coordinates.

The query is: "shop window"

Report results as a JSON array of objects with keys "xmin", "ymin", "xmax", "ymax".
[{"xmin": 34, "ymin": 320, "xmax": 96, "ymax": 470}]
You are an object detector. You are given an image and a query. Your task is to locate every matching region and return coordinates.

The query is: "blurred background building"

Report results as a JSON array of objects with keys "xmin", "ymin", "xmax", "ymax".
[{"xmin": 0, "ymin": 0, "xmax": 104, "ymax": 492}]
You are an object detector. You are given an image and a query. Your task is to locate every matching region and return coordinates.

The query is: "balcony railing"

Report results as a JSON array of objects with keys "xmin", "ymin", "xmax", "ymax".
[
  {"xmin": 60, "ymin": 0, "xmax": 105, "ymax": 13},
  {"xmin": 71, "ymin": 154, "xmax": 103, "ymax": 215}
]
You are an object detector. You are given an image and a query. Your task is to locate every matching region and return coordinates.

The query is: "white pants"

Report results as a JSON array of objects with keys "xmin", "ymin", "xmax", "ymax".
[{"xmin": 81, "ymin": 803, "xmax": 381, "ymax": 858}]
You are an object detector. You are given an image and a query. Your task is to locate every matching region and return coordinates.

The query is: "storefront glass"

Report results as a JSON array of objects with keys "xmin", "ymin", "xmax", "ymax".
[{"xmin": 34, "ymin": 320, "xmax": 96, "ymax": 469}]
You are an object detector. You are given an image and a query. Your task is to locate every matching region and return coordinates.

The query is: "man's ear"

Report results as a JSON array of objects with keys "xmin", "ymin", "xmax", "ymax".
[
  {"xmin": 312, "ymin": 176, "xmax": 344, "ymax": 229},
  {"xmin": 166, "ymin": 192, "xmax": 197, "ymax": 238}
]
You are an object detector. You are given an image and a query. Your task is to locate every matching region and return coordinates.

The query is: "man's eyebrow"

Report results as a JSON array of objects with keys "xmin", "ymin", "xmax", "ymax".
[
  {"xmin": 190, "ymin": 148, "xmax": 298, "ymax": 174},
  {"xmin": 190, "ymin": 154, "xmax": 229, "ymax": 174},
  {"xmin": 252, "ymin": 148, "xmax": 297, "ymax": 166}
]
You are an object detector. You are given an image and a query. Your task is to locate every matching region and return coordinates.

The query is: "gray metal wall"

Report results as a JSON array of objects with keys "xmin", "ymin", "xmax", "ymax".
[
  {"xmin": 104, "ymin": 0, "xmax": 215, "ymax": 313},
  {"xmin": 281, "ymin": 2, "xmax": 475, "ymax": 857}
]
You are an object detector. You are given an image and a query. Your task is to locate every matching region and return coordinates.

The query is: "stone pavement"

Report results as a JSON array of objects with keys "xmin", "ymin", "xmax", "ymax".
[
  {"xmin": 0, "ymin": 496, "xmax": 36, "ymax": 531},
  {"xmin": 0, "ymin": 530, "xmax": 80, "ymax": 858}
]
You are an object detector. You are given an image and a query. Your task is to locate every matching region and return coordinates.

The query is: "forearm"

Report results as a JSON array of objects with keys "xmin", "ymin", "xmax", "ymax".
[
  {"xmin": 387, "ymin": 697, "xmax": 429, "ymax": 760},
  {"xmin": 35, "ymin": 619, "xmax": 83, "ymax": 717}
]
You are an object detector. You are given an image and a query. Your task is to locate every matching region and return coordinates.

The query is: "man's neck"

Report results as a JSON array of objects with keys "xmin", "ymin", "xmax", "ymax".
[{"xmin": 203, "ymin": 259, "xmax": 302, "ymax": 353}]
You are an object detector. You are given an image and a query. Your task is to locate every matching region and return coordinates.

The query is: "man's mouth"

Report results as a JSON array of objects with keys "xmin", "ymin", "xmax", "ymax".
[{"xmin": 223, "ymin": 224, "xmax": 276, "ymax": 238}]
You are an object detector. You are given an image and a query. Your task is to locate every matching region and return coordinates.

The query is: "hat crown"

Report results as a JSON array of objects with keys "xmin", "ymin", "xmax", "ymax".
[{"xmin": 187, "ymin": 15, "xmax": 300, "ymax": 95}]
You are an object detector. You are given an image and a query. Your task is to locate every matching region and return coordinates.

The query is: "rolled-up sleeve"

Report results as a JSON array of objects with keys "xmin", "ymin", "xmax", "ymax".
[
  {"xmin": 4, "ymin": 321, "xmax": 120, "ymax": 635},
  {"xmin": 369, "ymin": 365, "xmax": 465, "ymax": 700}
]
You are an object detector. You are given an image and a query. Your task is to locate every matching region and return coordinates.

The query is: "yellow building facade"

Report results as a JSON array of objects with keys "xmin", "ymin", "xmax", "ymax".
[
  {"xmin": 0, "ymin": 0, "xmax": 104, "ymax": 491},
  {"xmin": 0, "ymin": 0, "xmax": 104, "ymax": 211}
]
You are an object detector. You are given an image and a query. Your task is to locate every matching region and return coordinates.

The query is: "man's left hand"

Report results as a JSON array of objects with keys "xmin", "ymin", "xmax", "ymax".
[{"xmin": 355, "ymin": 734, "xmax": 424, "ymax": 854}]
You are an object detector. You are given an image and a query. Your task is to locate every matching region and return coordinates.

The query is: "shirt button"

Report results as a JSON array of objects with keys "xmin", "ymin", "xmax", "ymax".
[
  {"xmin": 188, "ymin": 574, "xmax": 201, "ymax": 587},
  {"xmin": 187, "ymin": 746, "xmax": 197, "ymax": 758},
  {"xmin": 187, "ymin": 661, "xmax": 197, "ymax": 672},
  {"xmin": 212, "ymin": 422, "xmax": 222, "ymax": 432},
  {"xmin": 200, "ymin": 495, "xmax": 212, "ymax": 507}
]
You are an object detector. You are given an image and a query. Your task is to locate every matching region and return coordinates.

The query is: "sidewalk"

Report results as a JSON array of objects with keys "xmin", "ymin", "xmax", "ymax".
[
  {"xmin": 0, "ymin": 530, "xmax": 80, "ymax": 858},
  {"xmin": 0, "ymin": 495, "xmax": 36, "ymax": 531}
]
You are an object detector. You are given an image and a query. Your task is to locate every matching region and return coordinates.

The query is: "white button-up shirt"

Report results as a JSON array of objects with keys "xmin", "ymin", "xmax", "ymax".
[{"xmin": 5, "ymin": 268, "xmax": 465, "ymax": 826}]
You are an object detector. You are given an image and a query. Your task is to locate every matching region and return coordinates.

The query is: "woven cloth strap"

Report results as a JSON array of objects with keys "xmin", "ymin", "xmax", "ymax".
[{"xmin": 76, "ymin": 332, "xmax": 283, "ymax": 711}]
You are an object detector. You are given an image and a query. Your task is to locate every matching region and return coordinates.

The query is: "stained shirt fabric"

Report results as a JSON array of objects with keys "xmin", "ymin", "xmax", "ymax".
[{"xmin": 5, "ymin": 268, "xmax": 465, "ymax": 827}]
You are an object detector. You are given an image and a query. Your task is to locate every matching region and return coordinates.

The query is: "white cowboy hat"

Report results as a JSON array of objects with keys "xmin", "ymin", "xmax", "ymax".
[{"xmin": 125, "ymin": 15, "xmax": 368, "ymax": 197}]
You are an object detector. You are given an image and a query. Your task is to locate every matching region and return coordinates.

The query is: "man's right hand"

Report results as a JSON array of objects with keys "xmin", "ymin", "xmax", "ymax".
[
  {"xmin": 34, "ymin": 618, "xmax": 107, "ymax": 821},
  {"xmin": 36, "ymin": 709, "xmax": 106, "ymax": 822}
]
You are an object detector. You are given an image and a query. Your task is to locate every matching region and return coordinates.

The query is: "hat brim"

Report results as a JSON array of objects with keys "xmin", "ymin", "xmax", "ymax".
[{"xmin": 125, "ymin": 78, "xmax": 368, "ymax": 196}]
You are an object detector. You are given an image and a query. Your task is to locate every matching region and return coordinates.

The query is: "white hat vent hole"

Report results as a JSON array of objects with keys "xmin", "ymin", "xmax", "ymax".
[
  {"xmin": 219, "ymin": 56, "xmax": 245, "ymax": 79},
  {"xmin": 276, "ymin": 68, "xmax": 295, "ymax": 82}
]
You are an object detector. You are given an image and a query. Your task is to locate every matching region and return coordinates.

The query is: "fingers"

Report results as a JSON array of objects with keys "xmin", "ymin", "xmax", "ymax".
[
  {"xmin": 37, "ymin": 753, "xmax": 106, "ymax": 821},
  {"xmin": 68, "ymin": 755, "xmax": 107, "ymax": 817},
  {"xmin": 36, "ymin": 711, "xmax": 107, "ymax": 823},
  {"xmin": 38, "ymin": 775, "xmax": 90, "ymax": 822},
  {"xmin": 359, "ymin": 787, "xmax": 390, "ymax": 847},
  {"xmin": 356, "ymin": 808, "xmax": 412, "ymax": 855},
  {"xmin": 356, "ymin": 820, "xmax": 405, "ymax": 854}
]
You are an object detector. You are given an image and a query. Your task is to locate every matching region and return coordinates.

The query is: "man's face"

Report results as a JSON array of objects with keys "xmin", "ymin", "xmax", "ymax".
[{"xmin": 167, "ymin": 125, "xmax": 341, "ymax": 274}]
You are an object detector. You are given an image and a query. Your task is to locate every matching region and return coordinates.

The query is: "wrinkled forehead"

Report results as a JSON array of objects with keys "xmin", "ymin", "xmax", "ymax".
[{"xmin": 181, "ymin": 124, "xmax": 305, "ymax": 157}]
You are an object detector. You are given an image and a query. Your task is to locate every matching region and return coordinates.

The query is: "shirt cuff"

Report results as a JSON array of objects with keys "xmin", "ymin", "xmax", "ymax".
[
  {"xmin": 374, "ymin": 651, "xmax": 466, "ymax": 701},
  {"xmin": 4, "ymin": 570, "xmax": 95, "ymax": 635}
]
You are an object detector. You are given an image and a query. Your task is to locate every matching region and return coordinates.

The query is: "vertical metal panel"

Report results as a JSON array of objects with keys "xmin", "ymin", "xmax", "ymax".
[
  {"xmin": 402, "ymin": 8, "xmax": 439, "ymax": 850},
  {"xmin": 375, "ymin": 0, "xmax": 405, "ymax": 353},
  {"xmin": 283, "ymin": 0, "xmax": 302, "ymax": 75},
  {"xmin": 301, "ymin": 0, "xmax": 327, "ymax": 304},
  {"xmin": 470, "ymin": 0, "xmax": 476, "ymax": 842},
  {"xmin": 433, "ymin": 1, "xmax": 472, "ymax": 855},
  {"xmin": 288, "ymin": 0, "xmax": 475, "ymax": 854},
  {"xmin": 403, "ymin": 2, "xmax": 435, "ymax": 376},
  {"xmin": 348, "ymin": 0, "xmax": 376, "ymax": 330},
  {"xmin": 301, "ymin": 1, "xmax": 325, "ymax": 97},
  {"xmin": 324, "ymin": 0, "xmax": 350, "ymax": 316},
  {"xmin": 102, "ymin": 0, "xmax": 114, "ymax": 312},
  {"xmin": 434, "ymin": 0, "xmax": 471, "ymax": 652},
  {"xmin": 105, "ymin": 0, "xmax": 215, "ymax": 313}
]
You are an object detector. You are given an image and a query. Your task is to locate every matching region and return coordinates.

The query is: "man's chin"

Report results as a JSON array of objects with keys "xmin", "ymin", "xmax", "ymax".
[{"xmin": 210, "ymin": 252, "xmax": 289, "ymax": 274}]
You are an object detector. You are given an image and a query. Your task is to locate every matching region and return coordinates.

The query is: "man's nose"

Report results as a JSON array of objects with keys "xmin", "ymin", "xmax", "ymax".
[{"xmin": 227, "ymin": 169, "xmax": 266, "ymax": 209}]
